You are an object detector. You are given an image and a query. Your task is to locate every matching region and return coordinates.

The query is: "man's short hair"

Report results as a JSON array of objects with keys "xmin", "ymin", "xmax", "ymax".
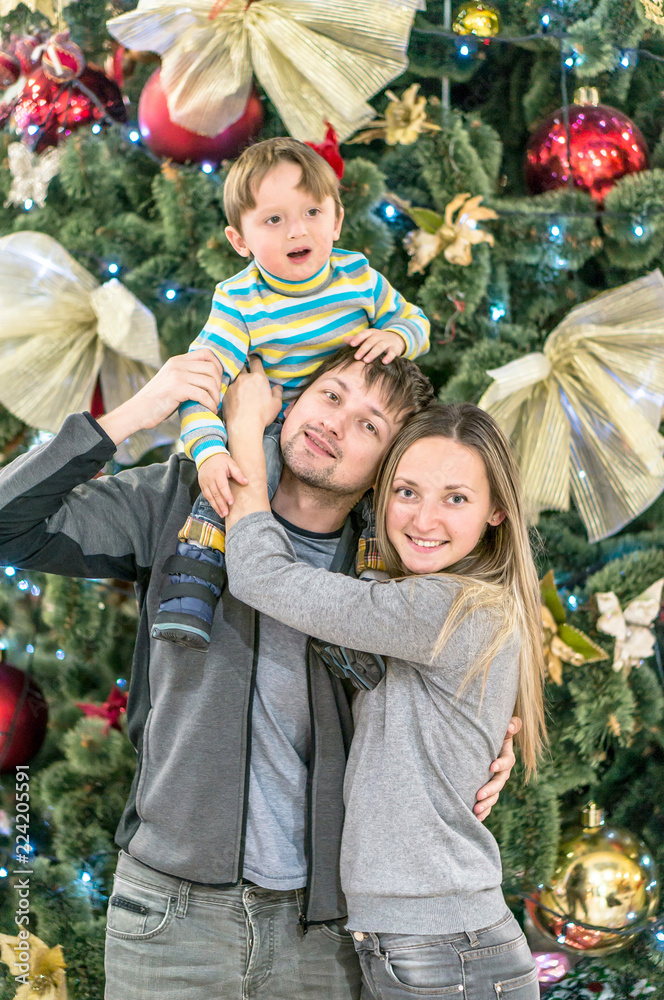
[
  {"xmin": 301, "ymin": 345, "xmax": 434, "ymax": 423},
  {"xmin": 223, "ymin": 137, "xmax": 343, "ymax": 234}
]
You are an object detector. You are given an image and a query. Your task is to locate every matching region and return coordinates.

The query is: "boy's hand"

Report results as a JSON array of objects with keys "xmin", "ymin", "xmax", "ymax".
[
  {"xmin": 344, "ymin": 329, "xmax": 407, "ymax": 365},
  {"xmin": 473, "ymin": 716, "xmax": 522, "ymax": 823},
  {"xmin": 224, "ymin": 356, "xmax": 283, "ymax": 431},
  {"xmin": 198, "ymin": 452, "xmax": 248, "ymax": 519}
]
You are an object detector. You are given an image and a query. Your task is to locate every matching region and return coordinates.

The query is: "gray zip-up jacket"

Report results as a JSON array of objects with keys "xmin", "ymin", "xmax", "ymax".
[
  {"xmin": 0, "ymin": 413, "xmax": 362, "ymax": 923},
  {"xmin": 226, "ymin": 512, "xmax": 521, "ymax": 935}
]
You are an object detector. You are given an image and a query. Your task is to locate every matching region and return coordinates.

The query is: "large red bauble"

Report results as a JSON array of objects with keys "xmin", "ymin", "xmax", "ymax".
[
  {"xmin": 525, "ymin": 102, "xmax": 649, "ymax": 204},
  {"xmin": 138, "ymin": 68, "xmax": 263, "ymax": 165},
  {"xmin": 0, "ymin": 662, "xmax": 48, "ymax": 772}
]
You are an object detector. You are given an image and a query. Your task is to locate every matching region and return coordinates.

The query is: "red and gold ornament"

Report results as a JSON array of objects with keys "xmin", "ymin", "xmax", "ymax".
[
  {"xmin": 41, "ymin": 31, "xmax": 85, "ymax": 84},
  {"xmin": 137, "ymin": 67, "xmax": 263, "ymax": 166},
  {"xmin": 0, "ymin": 49, "xmax": 21, "ymax": 90},
  {"xmin": 0, "ymin": 662, "xmax": 48, "ymax": 772},
  {"xmin": 525, "ymin": 89, "xmax": 649, "ymax": 205}
]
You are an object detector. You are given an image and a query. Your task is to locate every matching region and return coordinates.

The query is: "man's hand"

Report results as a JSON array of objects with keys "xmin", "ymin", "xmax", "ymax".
[
  {"xmin": 344, "ymin": 329, "xmax": 407, "ymax": 365},
  {"xmin": 198, "ymin": 452, "xmax": 248, "ymax": 519},
  {"xmin": 473, "ymin": 717, "xmax": 522, "ymax": 823},
  {"xmin": 97, "ymin": 350, "xmax": 224, "ymax": 445},
  {"xmin": 224, "ymin": 356, "xmax": 283, "ymax": 433}
]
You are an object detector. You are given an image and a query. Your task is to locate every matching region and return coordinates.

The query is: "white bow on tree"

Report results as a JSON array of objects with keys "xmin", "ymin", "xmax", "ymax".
[
  {"xmin": 107, "ymin": 0, "xmax": 424, "ymax": 142},
  {"xmin": 0, "ymin": 231, "xmax": 178, "ymax": 464},
  {"xmin": 596, "ymin": 579, "xmax": 664, "ymax": 673}
]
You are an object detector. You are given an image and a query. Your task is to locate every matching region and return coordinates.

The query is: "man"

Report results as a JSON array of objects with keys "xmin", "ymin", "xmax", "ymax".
[{"xmin": 0, "ymin": 347, "xmax": 518, "ymax": 1000}]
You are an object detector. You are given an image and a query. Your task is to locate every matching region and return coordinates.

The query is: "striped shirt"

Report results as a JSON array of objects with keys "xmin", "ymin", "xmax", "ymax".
[{"xmin": 181, "ymin": 249, "xmax": 430, "ymax": 467}]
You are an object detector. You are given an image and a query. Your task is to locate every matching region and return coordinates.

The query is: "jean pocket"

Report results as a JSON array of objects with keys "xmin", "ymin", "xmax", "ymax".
[
  {"xmin": 316, "ymin": 919, "xmax": 354, "ymax": 944},
  {"xmin": 494, "ymin": 967, "xmax": 539, "ymax": 998},
  {"xmin": 106, "ymin": 876, "xmax": 176, "ymax": 940},
  {"xmin": 380, "ymin": 940, "xmax": 465, "ymax": 996}
]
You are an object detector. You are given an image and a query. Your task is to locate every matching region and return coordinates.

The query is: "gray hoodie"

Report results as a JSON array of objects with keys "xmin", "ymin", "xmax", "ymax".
[{"xmin": 226, "ymin": 511, "xmax": 521, "ymax": 935}]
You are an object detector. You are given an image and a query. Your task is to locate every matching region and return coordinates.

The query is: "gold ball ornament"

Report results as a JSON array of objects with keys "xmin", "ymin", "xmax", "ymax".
[
  {"xmin": 452, "ymin": 2, "xmax": 502, "ymax": 36},
  {"xmin": 533, "ymin": 804, "xmax": 659, "ymax": 955}
]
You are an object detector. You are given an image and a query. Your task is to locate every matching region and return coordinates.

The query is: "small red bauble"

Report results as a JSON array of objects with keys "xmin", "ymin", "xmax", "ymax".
[
  {"xmin": 13, "ymin": 34, "xmax": 41, "ymax": 75},
  {"xmin": 0, "ymin": 50, "xmax": 21, "ymax": 90},
  {"xmin": 0, "ymin": 662, "xmax": 48, "ymax": 772},
  {"xmin": 525, "ymin": 102, "xmax": 649, "ymax": 204},
  {"xmin": 13, "ymin": 65, "xmax": 126, "ymax": 151},
  {"xmin": 42, "ymin": 31, "xmax": 85, "ymax": 84},
  {"xmin": 138, "ymin": 68, "xmax": 263, "ymax": 165}
]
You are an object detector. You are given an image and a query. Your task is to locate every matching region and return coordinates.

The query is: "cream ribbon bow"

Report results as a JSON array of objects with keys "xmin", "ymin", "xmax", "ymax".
[
  {"xmin": 0, "ymin": 232, "xmax": 178, "ymax": 464},
  {"xmin": 107, "ymin": 0, "xmax": 425, "ymax": 142},
  {"xmin": 596, "ymin": 579, "xmax": 664, "ymax": 673},
  {"xmin": 479, "ymin": 270, "xmax": 664, "ymax": 543},
  {"xmin": 0, "ymin": 932, "xmax": 68, "ymax": 999}
]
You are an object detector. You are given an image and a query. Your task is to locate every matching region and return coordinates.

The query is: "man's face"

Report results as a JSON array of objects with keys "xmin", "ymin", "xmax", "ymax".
[
  {"xmin": 280, "ymin": 362, "xmax": 405, "ymax": 497},
  {"xmin": 225, "ymin": 161, "xmax": 343, "ymax": 282}
]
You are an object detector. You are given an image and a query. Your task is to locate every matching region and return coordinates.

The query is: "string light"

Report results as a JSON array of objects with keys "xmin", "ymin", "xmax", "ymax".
[
  {"xmin": 634, "ymin": 224, "xmax": 645, "ymax": 237},
  {"xmin": 165, "ymin": 288, "xmax": 177, "ymax": 301},
  {"xmin": 490, "ymin": 304, "xmax": 506, "ymax": 321},
  {"xmin": 91, "ymin": 123, "xmax": 102, "ymax": 134},
  {"xmin": 201, "ymin": 162, "xmax": 214, "ymax": 174},
  {"xmin": 23, "ymin": 199, "xmax": 33, "ymax": 211},
  {"xmin": 17, "ymin": 580, "xmax": 29, "ymax": 591},
  {"xmin": 4, "ymin": 567, "xmax": 16, "ymax": 577},
  {"xmin": 56, "ymin": 649, "xmax": 65, "ymax": 660},
  {"xmin": 107, "ymin": 262, "xmax": 120, "ymax": 275},
  {"xmin": 128, "ymin": 130, "xmax": 140, "ymax": 143}
]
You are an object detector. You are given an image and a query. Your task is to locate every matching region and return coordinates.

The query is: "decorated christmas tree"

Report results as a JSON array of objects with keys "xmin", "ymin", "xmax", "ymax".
[{"xmin": 2, "ymin": 0, "xmax": 664, "ymax": 995}]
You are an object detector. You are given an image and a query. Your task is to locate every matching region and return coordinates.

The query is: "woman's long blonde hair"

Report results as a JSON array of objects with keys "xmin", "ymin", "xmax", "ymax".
[{"xmin": 374, "ymin": 403, "xmax": 546, "ymax": 778}]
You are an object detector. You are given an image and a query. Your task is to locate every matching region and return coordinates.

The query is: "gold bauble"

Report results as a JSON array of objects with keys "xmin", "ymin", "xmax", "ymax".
[
  {"xmin": 452, "ymin": 1, "xmax": 502, "ymax": 37},
  {"xmin": 534, "ymin": 804, "xmax": 659, "ymax": 955}
]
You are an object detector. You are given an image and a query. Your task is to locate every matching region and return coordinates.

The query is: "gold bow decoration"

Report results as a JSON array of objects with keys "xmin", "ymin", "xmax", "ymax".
[
  {"xmin": 540, "ymin": 570, "xmax": 608, "ymax": 685},
  {"xmin": 404, "ymin": 193, "xmax": 497, "ymax": 273},
  {"xmin": 478, "ymin": 270, "xmax": 664, "ymax": 543},
  {"xmin": 107, "ymin": 0, "xmax": 424, "ymax": 143},
  {"xmin": 4, "ymin": 144, "xmax": 62, "ymax": 210},
  {"xmin": 346, "ymin": 84, "xmax": 441, "ymax": 146},
  {"xmin": 595, "ymin": 579, "xmax": 664, "ymax": 673},
  {"xmin": 0, "ymin": 232, "xmax": 178, "ymax": 464},
  {"xmin": 0, "ymin": 932, "xmax": 68, "ymax": 999},
  {"xmin": 0, "ymin": 0, "xmax": 62, "ymax": 20},
  {"xmin": 641, "ymin": 0, "xmax": 664, "ymax": 28}
]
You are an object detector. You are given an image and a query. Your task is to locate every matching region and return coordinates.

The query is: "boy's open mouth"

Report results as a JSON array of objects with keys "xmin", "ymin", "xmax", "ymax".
[{"xmin": 287, "ymin": 248, "xmax": 311, "ymax": 259}]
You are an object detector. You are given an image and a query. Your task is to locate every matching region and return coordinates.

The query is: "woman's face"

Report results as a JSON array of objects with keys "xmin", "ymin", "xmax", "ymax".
[{"xmin": 385, "ymin": 436, "xmax": 505, "ymax": 575}]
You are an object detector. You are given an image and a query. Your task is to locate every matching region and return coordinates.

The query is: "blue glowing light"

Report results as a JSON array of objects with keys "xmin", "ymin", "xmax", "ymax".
[
  {"xmin": 30, "ymin": 586, "xmax": 40, "ymax": 597},
  {"xmin": 383, "ymin": 204, "xmax": 397, "ymax": 219},
  {"xmin": 201, "ymin": 162, "xmax": 214, "ymax": 174},
  {"xmin": 4, "ymin": 567, "xmax": 16, "ymax": 577},
  {"xmin": 108, "ymin": 262, "xmax": 120, "ymax": 275},
  {"xmin": 165, "ymin": 288, "xmax": 177, "ymax": 301},
  {"xmin": 490, "ymin": 304, "xmax": 506, "ymax": 322},
  {"xmin": 91, "ymin": 123, "xmax": 102, "ymax": 134},
  {"xmin": 24, "ymin": 199, "xmax": 33, "ymax": 211},
  {"xmin": 550, "ymin": 225, "xmax": 561, "ymax": 238},
  {"xmin": 565, "ymin": 56, "xmax": 574, "ymax": 68},
  {"xmin": 541, "ymin": 13, "xmax": 550, "ymax": 26},
  {"xmin": 26, "ymin": 644, "xmax": 34, "ymax": 654},
  {"xmin": 568, "ymin": 595, "xmax": 578, "ymax": 609},
  {"xmin": 621, "ymin": 54, "xmax": 630, "ymax": 68},
  {"xmin": 56, "ymin": 649, "xmax": 65, "ymax": 660},
  {"xmin": 657, "ymin": 931, "xmax": 664, "ymax": 942},
  {"xmin": 27, "ymin": 125, "xmax": 39, "ymax": 136},
  {"xmin": 0, "ymin": 868, "xmax": 7, "ymax": 878},
  {"xmin": 634, "ymin": 225, "xmax": 644, "ymax": 237},
  {"xmin": 80, "ymin": 872, "xmax": 92, "ymax": 883},
  {"xmin": 116, "ymin": 678, "xmax": 128, "ymax": 688},
  {"xmin": 129, "ymin": 130, "xmax": 140, "ymax": 143},
  {"xmin": 17, "ymin": 580, "xmax": 29, "ymax": 591},
  {"xmin": 459, "ymin": 44, "xmax": 470, "ymax": 56}
]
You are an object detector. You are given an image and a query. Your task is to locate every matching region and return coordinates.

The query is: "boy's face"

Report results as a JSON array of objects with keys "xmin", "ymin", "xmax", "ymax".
[{"xmin": 225, "ymin": 161, "xmax": 343, "ymax": 282}]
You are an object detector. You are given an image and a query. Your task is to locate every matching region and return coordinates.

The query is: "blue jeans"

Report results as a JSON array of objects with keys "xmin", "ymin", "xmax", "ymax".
[
  {"xmin": 352, "ymin": 911, "xmax": 538, "ymax": 999},
  {"xmin": 105, "ymin": 850, "xmax": 361, "ymax": 999}
]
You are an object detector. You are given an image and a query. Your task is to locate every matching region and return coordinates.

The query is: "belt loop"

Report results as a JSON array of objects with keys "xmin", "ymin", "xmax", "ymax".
[
  {"xmin": 465, "ymin": 929, "xmax": 479, "ymax": 946},
  {"xmin": 175, "ymin": 880, "xmax": 191, "ymax": 918}
]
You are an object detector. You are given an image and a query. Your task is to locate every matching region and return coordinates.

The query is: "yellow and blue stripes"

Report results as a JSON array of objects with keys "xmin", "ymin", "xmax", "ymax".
[{"xmin": 181, "ymin": 249, "xmax": 430, "ymax": 467}]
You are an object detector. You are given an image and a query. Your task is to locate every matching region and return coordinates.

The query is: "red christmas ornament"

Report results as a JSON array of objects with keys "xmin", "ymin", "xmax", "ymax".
[
  {"xmin": 138, "ymin": 68, "xmax": 263, "ymax": 166},
  {"xmin": 0, "ymin": 50, "xmax": 21, "ymax": 90},
  {"xmin": 42, "ymin": 31, "xmax": 85, "ymax": 84},
  {"xmin": 0, "ymin": 662, "xmax": 48, "ymax": 772},
  {"xmin": 13, "ymin": 34, "xmax": 41, "ymax": 76},
  {"xmin": 525, "ymin": 100, "xmax": 649, "ymax": 205},
  {"xmin": 13, "ymin": 65, "xmax": 126, "ymax": 151},
  {"xmin": 305, "ymin": 123, "xmax": 344, "ymax": 179},
  {"xmin": 75, "ymin": 685, "xmax": 127, "ymax": 735}
]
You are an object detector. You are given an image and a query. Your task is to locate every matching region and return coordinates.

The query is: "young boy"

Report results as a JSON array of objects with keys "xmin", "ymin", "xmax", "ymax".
[{"xmin": 152, "ymin": 137, "xmax": 430, "ymax": 650}]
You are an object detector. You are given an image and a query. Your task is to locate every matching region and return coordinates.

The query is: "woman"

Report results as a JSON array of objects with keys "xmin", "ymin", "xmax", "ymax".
[{"xmin": 223, "ymin": 368, "xmax": 545, "ymax": 1000}]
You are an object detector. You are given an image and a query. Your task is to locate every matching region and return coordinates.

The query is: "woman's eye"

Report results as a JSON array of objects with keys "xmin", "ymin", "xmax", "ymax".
[
  {"xmin": 449, "ymin": 494, "xmax": 466, "ymax": 505},
  {"xmin": 397, "ymin": 488, "xmax": 415, "ymax": 499}
]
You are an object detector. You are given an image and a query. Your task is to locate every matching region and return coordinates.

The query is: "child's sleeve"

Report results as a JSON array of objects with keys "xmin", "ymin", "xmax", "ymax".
[
  {"xmin": 368, "ymin": 268, "xmax": 430, "ymax": 360},
  {"xmin": 180, "ymin": 282, "xmax": 251, "ymax": 469}
]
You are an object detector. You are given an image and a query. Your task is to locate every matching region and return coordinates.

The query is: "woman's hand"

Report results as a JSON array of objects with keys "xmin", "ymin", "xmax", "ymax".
[
  {"xmin": 98, "ymin": 350, "xmax": 223, "ymax": 445},
  {"xmin": 224, "ymin": 356, "xmax": 283, "ymax": 434}
]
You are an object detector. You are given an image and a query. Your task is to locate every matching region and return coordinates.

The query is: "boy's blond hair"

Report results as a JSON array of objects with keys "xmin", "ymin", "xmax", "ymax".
[{"xmin": 223, "ymin": 137, "xmax": 343, "ymax": 234}]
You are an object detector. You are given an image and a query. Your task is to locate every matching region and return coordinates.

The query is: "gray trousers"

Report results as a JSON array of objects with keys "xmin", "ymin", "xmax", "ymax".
[{"xmin": 104, "ymin": 850, "xmax": 361, "ymax": 999}]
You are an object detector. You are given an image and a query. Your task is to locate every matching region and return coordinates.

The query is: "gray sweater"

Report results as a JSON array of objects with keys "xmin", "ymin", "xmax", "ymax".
[{"xmin": 226, "ymin": 511, "xmax": 521, "ymax": 935}]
